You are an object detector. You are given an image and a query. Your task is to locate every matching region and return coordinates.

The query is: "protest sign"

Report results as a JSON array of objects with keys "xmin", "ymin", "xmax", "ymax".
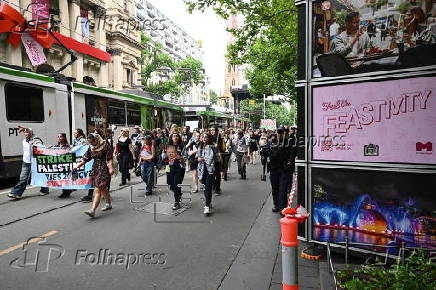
[
  {"xmin": 260, "ymin": 119, "xmax": 277, "ymax": 130},
  {"xmin": 31, "ymin": 145, "xmax": 94, "ymax": 189}
]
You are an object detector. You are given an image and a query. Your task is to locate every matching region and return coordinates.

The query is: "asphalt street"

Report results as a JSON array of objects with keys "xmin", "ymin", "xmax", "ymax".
[{"xmin": 0, "ymin": 161, "xmax": 284, "ymax": 290}]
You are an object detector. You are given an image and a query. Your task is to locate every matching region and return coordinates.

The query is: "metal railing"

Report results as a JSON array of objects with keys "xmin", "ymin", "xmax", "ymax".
[{"xmin": 325, "ymin": 238, "xmax": 436, "ymax": 289}]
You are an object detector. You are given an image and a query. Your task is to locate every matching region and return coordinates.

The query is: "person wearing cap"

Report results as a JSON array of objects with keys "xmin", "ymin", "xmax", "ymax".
[{"xmin": 267, "ymin": 127, "xmax": 297, "ymax": 213}]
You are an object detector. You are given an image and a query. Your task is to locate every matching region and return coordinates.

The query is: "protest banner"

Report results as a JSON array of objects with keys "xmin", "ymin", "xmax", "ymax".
[
  {"xmin": 260, "ymin": 119, "xmax": 277, "ymax": 130},
  {"xmin": 31, "ymin": 145, "xmax": 94, "ymax": 189}
]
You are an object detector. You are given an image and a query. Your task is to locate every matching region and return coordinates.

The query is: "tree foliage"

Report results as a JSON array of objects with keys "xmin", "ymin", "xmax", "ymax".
[
  {"xmin": 239, "ymin": 99, "xmax": 296, "ymax": 128},
  {"xmin": 185, "ymin": 0, "xmax": 298, "ymax": 99},
  {"xmin": 209, "ymin": 89, "xmax": 218, "ymax": 104},
  {"xmin": 140, "ymin": 34, "xmax": 205, "ymax": 98}
]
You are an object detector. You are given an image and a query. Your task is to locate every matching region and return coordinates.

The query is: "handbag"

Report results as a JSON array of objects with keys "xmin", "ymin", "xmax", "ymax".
[{"xmin": 134, "ymin": 163, "xmax": 142, "ymax": 177}]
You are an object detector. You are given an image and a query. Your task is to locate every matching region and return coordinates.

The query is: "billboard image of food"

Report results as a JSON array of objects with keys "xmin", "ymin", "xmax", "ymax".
[
  {"xmin": 312, "ymin": 76, "xmax": 436, "ymax": 164},
  {"xmin": 312, "ymin": 0, "xmax": 436, "ymax": 77},
  {"xmin": 312, "ymin": 167, "xmax": 436, "ymax": 250}
]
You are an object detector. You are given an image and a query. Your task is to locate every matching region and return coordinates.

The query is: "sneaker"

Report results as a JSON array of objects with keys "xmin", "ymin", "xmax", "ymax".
[
  {"xmin": 272, "ymin": 207, "xmax": 280, "ymax": 213},
  {"xmin": 119, "ymin": 182, "xmax": 126, "ymax": 186},
  {"xmin": 191, "ymin": 188, "xmax": 198, "ymax": 193},
  {"xmin": 215, "ymin": 189, "xmax": 221, "ymax": 196},
  {"xmin": 8, "ymin": 193, "xmax": 17, "ymax": 199},
  {"xmin": 172, "ymin": 202, "xmax": 181, "ymax": 210},
  {"xmin": 58, "ymin": 193, "xmax": 70, "ymax": 198},
  {"xmin": 39, "ymin": 191, "xmax": 49, "ymax": 196},
  {"xmin": 81, "ymin": 195, "xmax": 92, "ymax": 202},
  {"xmin": 145, "ymin": 191, "xmax": 152, "ymax": 196},
  {"xmin": 84, "ymin": 209, "xmax": 95, "ymax": 218},
  {"xmin": 203, "ymin": 206, "xmax": 210, "ymax": 216},
  {"xmin": 101, "ymin": 204, "xmax": 112, "ymax": 211}
]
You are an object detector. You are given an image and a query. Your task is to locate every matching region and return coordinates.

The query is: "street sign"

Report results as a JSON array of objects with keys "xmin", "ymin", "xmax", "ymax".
[{"xmin": 260, "ymin": 119, "xmax": 276, "ymax": 130}]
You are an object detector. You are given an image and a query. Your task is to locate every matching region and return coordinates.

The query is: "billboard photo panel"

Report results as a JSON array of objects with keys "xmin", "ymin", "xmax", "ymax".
[
  {"xmin": 312, "ymin": 0, "xmax": 436, "ymax": 78},
  {"xmin": 312, "ymin": 76, "xmax": 436, "ymax": 164},
  {"xmin": 312, "ymin": 167, "xmax": 436, "ymax": 251}
]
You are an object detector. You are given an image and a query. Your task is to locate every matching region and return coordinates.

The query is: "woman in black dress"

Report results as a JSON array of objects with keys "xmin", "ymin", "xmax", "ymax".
[
  {"xmin": 248, "ymin": 131, "xmax": 258, "ymax": 165},
  {"xmin": 115, "ymin": 128, "xmax": 135, "ymax": 186},
  {"xmin": 74, "ymin": 133, "xmax": 114, "ymax": 218}
]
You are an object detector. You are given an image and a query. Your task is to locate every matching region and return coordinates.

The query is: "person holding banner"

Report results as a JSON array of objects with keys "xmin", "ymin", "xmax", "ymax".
[
  {"xmin": 9, "ymin": 128, "xmax": 49, "ymax": 199},
  {"xmin": 74, "ymin": 133, "xmax": 114, "ymax": 218},
  {"xmin": 53, "ymin": 133, "xmax": 74, "ymax": 199},
  {"xmin": 72, "ymin": 128, "xmax": 94, "ymax": 202}
]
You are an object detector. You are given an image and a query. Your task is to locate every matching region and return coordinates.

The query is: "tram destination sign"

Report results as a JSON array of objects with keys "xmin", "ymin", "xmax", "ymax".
[{"xmin": 312, "ymin": 76, "xmax": 436, "ymax": 164}]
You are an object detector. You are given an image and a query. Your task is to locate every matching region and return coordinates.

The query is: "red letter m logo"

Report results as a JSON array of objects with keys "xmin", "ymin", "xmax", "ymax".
[{"xmin": 416, "ymin": 142, "xmax": 433, "ymax": 152}]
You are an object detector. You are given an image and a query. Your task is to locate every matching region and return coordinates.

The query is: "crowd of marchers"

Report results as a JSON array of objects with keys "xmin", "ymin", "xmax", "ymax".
[{"xmin": 8, "ymin": 125, "xmax": 297, "ymax": 218}]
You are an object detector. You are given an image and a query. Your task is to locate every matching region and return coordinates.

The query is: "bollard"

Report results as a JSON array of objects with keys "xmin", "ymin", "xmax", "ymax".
[{"xmin": 280, "ymin": 206, "xmax": 309, "ymax": 290}]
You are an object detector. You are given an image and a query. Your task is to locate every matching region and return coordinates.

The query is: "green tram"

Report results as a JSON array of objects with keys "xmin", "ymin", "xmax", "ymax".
[
  {"xmin": 0, "ymin": 65, "xmax": 183, "ymax": 180},
  {"xmin": 185, "ymin": 110, "xmax": 250, "ymax": 130}
]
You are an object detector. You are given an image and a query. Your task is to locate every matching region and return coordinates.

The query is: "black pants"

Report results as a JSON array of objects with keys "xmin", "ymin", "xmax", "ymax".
[
  {"xmin": 213, "ymin": 162, "xmax": 222, "ymax": 191},
  {"xmin": 167, "ymin": 165, "xmax": 185, "ymax": 203},
  {"xmin": 221, "ymin": 153, "xmax": 231, "ymax": 174},
  {"xmin": 202, "ymin": 170, "xmax": 214, "ymax": 206},
  {"xmin": 270, "ymin": 169, "xmax": 292, "ymax": 210},
  {"xmin": 118, "ymin": 153, "xmax": 131, "ymax": 184},
  {"xmin": 236, "ymin": 152, "xmax": 246, "ymax": 177}
]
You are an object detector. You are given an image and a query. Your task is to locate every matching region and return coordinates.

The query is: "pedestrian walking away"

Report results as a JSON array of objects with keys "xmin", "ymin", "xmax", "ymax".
[{"xmin": 74, "ymin": 133, "xmax": 114, "ymax": 218}]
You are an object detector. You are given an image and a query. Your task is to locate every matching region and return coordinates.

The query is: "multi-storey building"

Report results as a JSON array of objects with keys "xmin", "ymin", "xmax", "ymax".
[
  {"xmin": 134, "ymin": 0, "xmax": 209, "ymax": 105},
  {"xmin": 0, "ymin": 0, "xmax": 142, "ymax": 90}
]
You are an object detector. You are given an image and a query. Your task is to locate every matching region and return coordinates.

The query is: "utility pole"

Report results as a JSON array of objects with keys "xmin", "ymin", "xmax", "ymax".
[{"xmin": 263, "ymin": 94, "xmax": 266, "ymax": 119}]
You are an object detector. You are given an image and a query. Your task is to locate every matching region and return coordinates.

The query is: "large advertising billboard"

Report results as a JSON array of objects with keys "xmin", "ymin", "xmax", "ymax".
[
  {"xmin": 312, "ymin": 76, "xmax": 436, "ymax": 164},
  {"xmin": 312, "ymin": 0, "xmax": 436, "ymax": 77},
  {"xmin": 312, "ymin": 167, "xmax": 436, "ymax": 251}
]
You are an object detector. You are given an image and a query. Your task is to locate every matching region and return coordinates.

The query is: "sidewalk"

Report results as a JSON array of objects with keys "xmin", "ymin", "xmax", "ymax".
[{"xmin": 217, "ymin": 190, "xmax": 334, "ymax": 290}]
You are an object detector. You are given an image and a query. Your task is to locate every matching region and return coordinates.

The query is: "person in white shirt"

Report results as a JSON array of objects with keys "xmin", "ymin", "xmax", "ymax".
[
  {"xmin": 9, "ymin": 128, "xmax": 49, "ymax": 199},
  {"xmin": 329, "ymin": 19, "xmax": 340, "ymax": 41},
  {"xmin": 330, "ymin": 12, "xmax": 370, "ymax": 57}
]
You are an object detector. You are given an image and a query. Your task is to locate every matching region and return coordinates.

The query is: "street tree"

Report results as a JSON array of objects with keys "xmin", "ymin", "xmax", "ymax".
[{"xmin": 185, "ymin": 0, "xmax": 298, "ymax": 100}]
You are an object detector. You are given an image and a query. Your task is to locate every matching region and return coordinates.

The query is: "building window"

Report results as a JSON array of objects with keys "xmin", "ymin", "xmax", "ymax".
[
  {"xmin": 108, "ymin": 100, "xmax": 126, "ymax": 125},
  {"xmin": 126, "ymin": 69, "xmax": 133, "ymax": 85},
  {"xmin": 127, "ymin": 103, "xmax": 141, "ymax": 125},
  {"xmin": 124, "ymin": 0, "xmax": 128, "ymax": 11},
  {"xmin": 228, "ymin": 64, "xmax": 231, "ymax": 73},
  {"xmin": 5, "ymin": 84, "xmax": 44, "ymax": 122},
  {"xmin": 232, "ymin": 79, "xmax": 235, "ymax": 86}
]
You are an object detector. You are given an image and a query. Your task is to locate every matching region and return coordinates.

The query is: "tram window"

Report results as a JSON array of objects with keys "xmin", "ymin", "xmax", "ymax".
[
  {"xmin": 5, "ymin": 84, "xmax": 44, "ymax": 122},
  {"xmin": 127, "ymin": 103, "xmax": 141, "ymax": 125},
  {"xmin": 108, "ymin": 100, "xmax": 126, "ymax": 125}
]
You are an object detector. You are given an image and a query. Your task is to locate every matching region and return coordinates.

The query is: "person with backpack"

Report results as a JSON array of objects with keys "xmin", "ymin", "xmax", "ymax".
[{"xmin": 9, "ymin": 128, "xmax": 49, "ymax": 199}]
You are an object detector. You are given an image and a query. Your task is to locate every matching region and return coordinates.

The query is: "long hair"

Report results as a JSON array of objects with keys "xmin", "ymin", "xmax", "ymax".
[
  {"xmin": 75, "ymin": 128, "xmax": 85, "ymax": 138},
  {"xmin": 58, "ymin": 133, "xmax": 68, "ymax": 145}
]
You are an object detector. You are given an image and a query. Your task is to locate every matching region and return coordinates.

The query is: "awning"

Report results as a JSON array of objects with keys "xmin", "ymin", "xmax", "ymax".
[{"xmin": 53, "ymin": 32, "xmax": 111, "ymax": 62}]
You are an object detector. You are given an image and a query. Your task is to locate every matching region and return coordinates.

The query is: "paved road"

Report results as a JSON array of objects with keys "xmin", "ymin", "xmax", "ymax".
[{"xmin": 0, "ymin": 161, "xmax": 283, "ymax": 290}]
